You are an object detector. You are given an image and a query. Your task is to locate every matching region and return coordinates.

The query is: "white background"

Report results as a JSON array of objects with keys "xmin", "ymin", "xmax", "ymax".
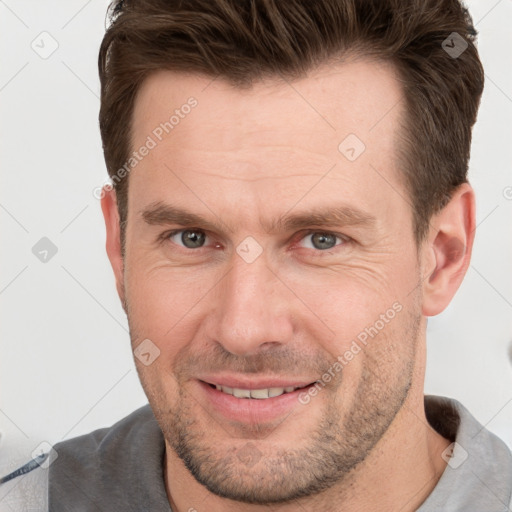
[{"xmin": 0, "ymin": 0, "xmax": 511, "ymax": 467}]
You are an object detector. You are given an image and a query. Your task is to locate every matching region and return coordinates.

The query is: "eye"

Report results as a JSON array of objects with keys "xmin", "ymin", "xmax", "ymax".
[
  {"xmin": 167, "ymin": 229, "xmax": 208, "ymax": 249},
  {"xmin": 298, "ymin": 231, "xmax": 345, "ymax": 251}
]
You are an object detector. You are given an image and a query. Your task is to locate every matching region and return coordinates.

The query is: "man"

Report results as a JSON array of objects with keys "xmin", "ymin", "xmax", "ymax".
[{"xmin": 4, "ymin": 0, "xmax": 511, "ymax": 510}]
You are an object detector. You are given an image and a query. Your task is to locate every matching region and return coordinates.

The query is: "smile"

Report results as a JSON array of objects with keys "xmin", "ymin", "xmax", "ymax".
[{"xmin": 209, "ymin": 384, "xmax": 304, "ymax": 399}]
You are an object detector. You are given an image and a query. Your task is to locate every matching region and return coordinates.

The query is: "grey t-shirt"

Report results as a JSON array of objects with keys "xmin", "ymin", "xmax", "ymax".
[{"xmin": 2, "ymin": 395, "xmax": 511, "ymax": 511}]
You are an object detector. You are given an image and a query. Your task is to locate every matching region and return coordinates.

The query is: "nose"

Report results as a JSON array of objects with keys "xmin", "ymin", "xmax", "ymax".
[{"xmin": 210, "ymin": 252, "xmax": 294, "ymax": 356}]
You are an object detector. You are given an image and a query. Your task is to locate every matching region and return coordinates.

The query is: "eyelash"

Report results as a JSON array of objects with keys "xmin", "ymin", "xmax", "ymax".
[
  {"xmin": 294, "ymin": 230, "xmax": 349, "ymax": 251},
  {"xmin": 157, "ymin": 228, "xmax": 351, "ymax": 253}
]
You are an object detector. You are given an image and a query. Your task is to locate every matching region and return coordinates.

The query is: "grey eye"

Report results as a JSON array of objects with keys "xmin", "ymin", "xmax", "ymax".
[
  {"xmin": 170, "ymin": 229, "xmax": 206, "ymax": 248},
  {"xmin": 300, "ymin": 232, "xmax": 341, "ymax": 250},
  {"xmin": 311, "ymin": 233, "xmax": 337, "ymax": 250}
]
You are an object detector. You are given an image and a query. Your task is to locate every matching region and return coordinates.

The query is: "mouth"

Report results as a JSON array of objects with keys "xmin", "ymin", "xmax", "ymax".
[
  {"xmin": 205, "ymin": 382, "xmax": 313, "ymax": 399},
  {"xmin": 196, "ymin": 378, "xmax": 318, "ymax": 424}
]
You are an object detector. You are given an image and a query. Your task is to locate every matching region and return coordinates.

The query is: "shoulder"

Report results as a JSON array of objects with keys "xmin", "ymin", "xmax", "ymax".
[
  {"xmin": 48, "ymin": 404, "xmax": 169, "ymax": 510},
  {"xmin": 421, "ymin": 395, "xmax": 512, "ymax": 511},
  {"xmin": 50, "ymin": 403, "xmax": 160, "ymax": 478},
  {"xmin": 52, "ymin": 403, "xmax": 157, "ymax": 461}
]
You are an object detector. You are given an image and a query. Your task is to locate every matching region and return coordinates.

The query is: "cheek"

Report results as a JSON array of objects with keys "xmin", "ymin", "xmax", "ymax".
[
  {"xmin": 124, "ymin": 259, "xmax": 222, "ymax": 355},
  {"xmin": 281, "ymin": 259, "xmax": 413, "ymax": 341}
]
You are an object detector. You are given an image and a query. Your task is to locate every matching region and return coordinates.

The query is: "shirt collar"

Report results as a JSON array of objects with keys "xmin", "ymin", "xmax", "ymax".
[{"xmin": 418, "ymin": 395, "xmax": 512, "ymax": 511}]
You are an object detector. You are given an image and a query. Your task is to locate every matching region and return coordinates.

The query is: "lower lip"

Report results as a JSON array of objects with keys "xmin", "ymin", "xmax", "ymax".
[{"xmin": 197, "ymin": 380, "xmax": 314, "ymax": 424}]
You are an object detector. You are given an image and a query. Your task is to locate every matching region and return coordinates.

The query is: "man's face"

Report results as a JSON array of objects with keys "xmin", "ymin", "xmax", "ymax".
[{"xmin": 122, "ymin": 59, "xmax": 427, "ymax": 503}]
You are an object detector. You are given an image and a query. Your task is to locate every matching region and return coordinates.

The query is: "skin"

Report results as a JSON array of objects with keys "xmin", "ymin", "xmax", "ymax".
[{"xmin": 102, "ymin": 57, "xmax": 475, "ymax": 511}]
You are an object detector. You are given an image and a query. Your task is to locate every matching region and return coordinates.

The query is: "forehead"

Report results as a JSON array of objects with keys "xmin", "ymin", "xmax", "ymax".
[
  {"xmin": 128, "ymin": 58, "xmax": 407, "ymax": 229},
  {"xmin": 132, "ymin": 57, "xmax": 402, "ymax": 151}
]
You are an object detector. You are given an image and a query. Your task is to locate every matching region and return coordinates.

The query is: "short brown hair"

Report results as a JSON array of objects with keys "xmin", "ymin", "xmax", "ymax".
[{"xmin": 98, "ymin": 0, "xmax": 484, "ymax": 251}]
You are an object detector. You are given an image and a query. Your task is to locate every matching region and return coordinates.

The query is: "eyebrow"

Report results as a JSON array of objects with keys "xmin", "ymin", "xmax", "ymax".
[{"xmin": 140, "ymin": 201, "xmax": 376, "ymax": 234}]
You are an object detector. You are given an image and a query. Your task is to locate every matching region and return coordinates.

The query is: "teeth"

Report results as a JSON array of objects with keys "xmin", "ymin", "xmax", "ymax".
[
  {"xmin": 216, "ymin": 385, "xmax": 301, "ymax": 399},
  {"xmin": 269, "ymin": 387, "xmax": 286, "ymax": 397},
  {"xmin": 232, "ymin": 388, "xmax": 251, "ymax": 398},
  {"xmin": 250, "ymin": 389, "xmax": 269, "ymax": 399}
]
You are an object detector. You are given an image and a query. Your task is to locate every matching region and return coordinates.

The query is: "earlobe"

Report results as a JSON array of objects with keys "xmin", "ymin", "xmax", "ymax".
[
  {"xmin": 100, "ymin": 186, "xmax": 126, "ymax": 310},
  {"xmin": 421, "ymin": 183, "xmax": 476, "ymax": 317}
]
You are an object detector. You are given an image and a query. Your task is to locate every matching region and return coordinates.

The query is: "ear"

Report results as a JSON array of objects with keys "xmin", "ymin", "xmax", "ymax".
[
  {"xmin": 100, "ymin": 185, "xmax": 126, "ymax": 312},
  {"xmin": 421, "ymin": 183, "xmax": 476, "ymax": 317}
]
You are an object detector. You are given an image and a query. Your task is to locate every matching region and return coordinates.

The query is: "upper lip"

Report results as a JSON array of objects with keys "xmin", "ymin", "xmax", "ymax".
[{"xmin": 198, "ymin": 374, "xmax": 316, "ymax": 390}]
